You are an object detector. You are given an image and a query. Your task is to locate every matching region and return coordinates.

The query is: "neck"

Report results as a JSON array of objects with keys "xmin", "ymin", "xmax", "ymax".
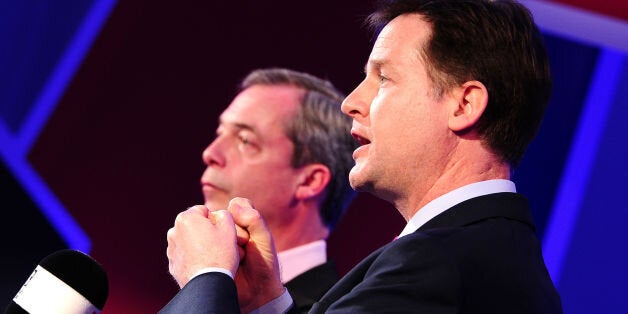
[
  {"xmin": 268, "ymin": 202, "xmax": 329, "ymax": 252},
  {"xmin": 395, "ymin": 142, "xmax": 510, "ymax": 221}
]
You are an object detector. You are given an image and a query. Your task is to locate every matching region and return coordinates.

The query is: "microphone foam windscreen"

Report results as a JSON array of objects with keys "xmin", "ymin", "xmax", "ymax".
[
  {"xmin": 39, "ymin": 250, "xmax": 109, "ymax": 309},
  {"xmin": 7, "ymin": 249, "xmax": 109, "ymax": 314}
]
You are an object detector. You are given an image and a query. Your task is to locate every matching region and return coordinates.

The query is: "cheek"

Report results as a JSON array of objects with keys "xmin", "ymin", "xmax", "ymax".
[
  {"xmin": 238, "ymin": 161, "xmax": 294, "ymax": 192},
  {"xmin": 372, "ymin": 107, "xmax": 430, "ymax": 160},
  {"xmin": 371, "ymin": 101, "xmax": 406, "ymax": 145},
  {"xmin": 231, "ymin": 168, "xmax": 260, "ymax": 192},
  {"xmin": 243, "ymin": 171, "xmax": 295, "ymax": 215}
]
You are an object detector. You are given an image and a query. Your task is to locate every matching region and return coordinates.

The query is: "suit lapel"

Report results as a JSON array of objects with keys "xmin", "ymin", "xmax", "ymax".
[{"xmin": 310, "ymin": 245, "xmax": 387, "ymax": 313}]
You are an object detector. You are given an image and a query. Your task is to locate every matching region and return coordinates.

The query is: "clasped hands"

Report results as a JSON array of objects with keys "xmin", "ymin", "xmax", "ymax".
[{"xmin": 166, "ymin": 197, "xmax": 285, "ymax": 312}]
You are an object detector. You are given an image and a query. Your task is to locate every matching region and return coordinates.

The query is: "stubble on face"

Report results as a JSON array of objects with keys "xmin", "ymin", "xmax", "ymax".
[{"xmin": 346, "ymin": 14, "xmax": 452, "ymax": 210}]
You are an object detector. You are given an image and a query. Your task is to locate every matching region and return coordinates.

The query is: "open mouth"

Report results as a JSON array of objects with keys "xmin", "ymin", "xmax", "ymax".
[{"xmin": 352, "ymin": 133, "xmax": 371, "ymax": 146}]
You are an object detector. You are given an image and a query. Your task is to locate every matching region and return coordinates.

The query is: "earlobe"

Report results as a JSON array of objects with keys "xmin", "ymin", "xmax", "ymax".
[
  {"xmin": 295, "ymin": 164, "xmax": 331, "ymax": 201},
  {"xmin": 449, "ymin": 80, "xmax": 488, "ymax": 132}
]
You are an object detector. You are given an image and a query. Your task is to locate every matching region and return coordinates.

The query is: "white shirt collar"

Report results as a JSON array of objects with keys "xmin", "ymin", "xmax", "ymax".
[
  {"xmin": 397, "ymin": 179, "xmax": 516, "ymax": 238},
  {"xmin": 277, "ymin": 240, "xmax": 327, "ymax": 283}
]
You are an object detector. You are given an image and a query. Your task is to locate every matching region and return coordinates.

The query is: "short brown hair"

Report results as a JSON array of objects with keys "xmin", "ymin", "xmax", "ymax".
[{"xmin": 368, "ymin": 0, "xmax": 552, "ymax": 166}]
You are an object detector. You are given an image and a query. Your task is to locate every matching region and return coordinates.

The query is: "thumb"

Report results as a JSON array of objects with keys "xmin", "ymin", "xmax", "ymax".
[
  {"xmin": 227, "ymin": 198, "xmax": 273, "ymax": 246},
  {"xmin": 227, "ymin": 198, "xmax": 284, "ymax": 312},
  {"xmin": 227, "ymin": 197, "xmax": 279, "ymax": 266}
]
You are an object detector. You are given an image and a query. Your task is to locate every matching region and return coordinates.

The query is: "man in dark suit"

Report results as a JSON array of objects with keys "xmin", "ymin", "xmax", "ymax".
[
  {"xmin": 166, "ymin": 68, "xmax": 356, "ymax": 312},
  {"xmin": 162, "ymin": 0, "xmax": 562, "ymax": 313}
]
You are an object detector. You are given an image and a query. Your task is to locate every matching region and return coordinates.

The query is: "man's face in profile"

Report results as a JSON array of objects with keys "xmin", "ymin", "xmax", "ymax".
[
  {"xmin": 342, "ymin": 14, "xmax": 453, "ymax": 209},
  {"xmin": 200, "ymin": 84, "xmax": 305, "ymax": 225}
]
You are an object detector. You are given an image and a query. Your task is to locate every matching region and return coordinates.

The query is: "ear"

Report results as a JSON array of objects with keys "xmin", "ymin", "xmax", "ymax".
[
  {"xmin": 294, "ymin": 163, "xmax": 331, "ymax": 201},
  {"xmin": 448, "ymin": 80, "xmax": 488, "ymax": 132}
]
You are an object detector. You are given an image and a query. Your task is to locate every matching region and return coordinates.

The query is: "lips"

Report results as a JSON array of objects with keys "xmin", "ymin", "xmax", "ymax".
[
  {"xmin": 350, "ymin": 128, "xmax": 371, "ymax": 160},
  {"xmin": 352, "ymin": 133, "xmax": 371, "ymax": 146},
  {"xmin": 201, "ymin": 165, "xmax": 229, "ymax": 186},
  {"xmin": 351, "ymin": 128, "xmax": 371, "ymax": 146},
  {"xmin": 201, "ymin": 180, "xmax": 224, "ymax": 192},
  {"xmin": 200, "ymin": 173, "xmax": 228, "ymax": 192}
]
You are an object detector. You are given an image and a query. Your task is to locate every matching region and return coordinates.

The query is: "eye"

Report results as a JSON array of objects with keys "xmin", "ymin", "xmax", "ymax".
[
  {"xmin": 237, "ymin": 130, "xmax": 257, "ymax": 147},
  {"xmin": 236, "ymin": 131, "xmax": 260, "ymax": 156},
  {"xmin": 379, "ymin": 74, "xmax": 389, "ymax": 85},
  {"xmin": 238, "ymin": 134, "xmax": 250, "ymax": 145}
]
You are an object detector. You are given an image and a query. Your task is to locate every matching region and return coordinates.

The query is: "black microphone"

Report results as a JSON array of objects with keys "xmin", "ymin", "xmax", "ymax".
[{"xmin": 5, "ymin": 250, "xmax": 109, "ymax": 314}]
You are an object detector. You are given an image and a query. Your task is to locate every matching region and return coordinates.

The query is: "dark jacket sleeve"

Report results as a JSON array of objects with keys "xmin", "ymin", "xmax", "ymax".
[{"xmin": 159, "ymin": 272, "xmax": 240, "ymax": 314}]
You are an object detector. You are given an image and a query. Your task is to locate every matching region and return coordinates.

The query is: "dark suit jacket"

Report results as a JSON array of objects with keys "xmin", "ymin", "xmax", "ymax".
[
  {"xmin": 161, "ymin": 193, "xmax": 562, "ymax": 313},
  {"xmin": 311, "ymin": 192, "xmax": 562, "ymax": 313},
  {"xmin": 286, "ymin": 260, "xmax": 339, "ymax": 313},
  {"xmin": 159, "ymin": 254, "xmax": 339, "ymax": 313}
]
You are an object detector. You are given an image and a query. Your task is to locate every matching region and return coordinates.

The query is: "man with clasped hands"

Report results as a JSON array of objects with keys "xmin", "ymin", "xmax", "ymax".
[{"xmin": 161, "ymin": 0, "xmax": 562, "ymax": 312}]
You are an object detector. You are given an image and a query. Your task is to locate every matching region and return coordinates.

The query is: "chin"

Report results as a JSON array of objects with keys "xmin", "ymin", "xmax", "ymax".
[
  {"xmin": 348, "ymin": 171, "xmax": 368, "ymax": 192},
  {"xmin": 350, "ymin": 166, "xmax": 383, "ymax": 196},
  {"xmin": 204, "ymin": 200, "xmax": 229, "ymax": 211},
  {"xmin": 352, "ymin": 181, "xmax": 377, "ymax": 196}
]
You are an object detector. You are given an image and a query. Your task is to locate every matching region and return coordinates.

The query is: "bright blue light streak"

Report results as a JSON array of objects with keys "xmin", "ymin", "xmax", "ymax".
[
  {"xmin": 0, "ymin": 0, "xmax": 117, "ymax": 253},
  {"xmin": 542, "ymin": 49, "xmax": 625, "ymax": 285},
  {"xmin": 19, "ymin": 0, "xmax": 118, "ymax": 154}
]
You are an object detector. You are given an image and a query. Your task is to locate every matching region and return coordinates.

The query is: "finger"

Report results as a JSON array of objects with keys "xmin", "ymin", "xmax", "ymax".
[
  {"xmin": 166, "ymin": 227, "xmax": 176, "ymax": 255},
  {"xmin": 227, "ymin": 197, "xmax": 255, "ymax": 226},
  {"xmin": 209, "ymin": 210, "xmax": 241, "ymax": 273},
  {"xmin": 228, "ymin": 197, "xmax": 254, "ymax": 209},
  {"xmin": 166, "ymin": 227, "xmax": 178, "ymax": 282},
  {"xmin": 235, "ymin": 224, "xmax": 250, "ymax": 246},
  {"xmin": 209, "ymin": 210, "xmax": 243, "ymax": 247},
  {"xmin": 210, "ymin": 209, "xmax": 236, "ymax": 231},
  {"xmin": 208, "ymin": 211, "xmax": 217, "ymax": 225},
  {"xmin": 238, "ymin": 245, "xmax": 246, "ymax": 261},
  {"xmin": 186, "ymin": 204, "xmax": 210, "ymax": 217},
  {"xmin": 173, "ymin": 206, "xmax": 207, "ymax": 228},
  {"xmin": 228, "ymin": 198, "xmax": 263, "ymax": 232}
]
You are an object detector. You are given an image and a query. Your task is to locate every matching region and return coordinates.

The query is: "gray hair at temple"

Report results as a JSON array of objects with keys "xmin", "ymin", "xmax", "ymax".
[{"xmin": 240, "ymin": 68, "xmax": 358, "ymax": 229}]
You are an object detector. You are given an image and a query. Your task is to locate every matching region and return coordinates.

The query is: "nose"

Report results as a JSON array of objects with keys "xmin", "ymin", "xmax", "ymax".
[
  {"xmin": 202, "ymin": 137, "xmax": 225, "ymax": 167},
  {"xmin": 341, "ymin": 80, "xmax": 372, "ymax": 120}
]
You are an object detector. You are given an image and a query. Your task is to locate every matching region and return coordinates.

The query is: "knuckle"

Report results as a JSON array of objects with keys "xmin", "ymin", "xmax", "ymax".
[
  {"xmin": 230, "ymin": 197, "xmax": 253, "ymax": 208},
  {"xmin": 166, "ymin": 227, "xmax": 175, "ymax": 241},
  {"xmin": 174, "ymin": 212, "xmax": 186, "ymax": 225},
  {"xmin": 213, "ymin": 209, "xmax": 232, "ymax": 221},
  {"xmin": 249, "ymin": 208, "xmax": 262, "ymax": 221}
]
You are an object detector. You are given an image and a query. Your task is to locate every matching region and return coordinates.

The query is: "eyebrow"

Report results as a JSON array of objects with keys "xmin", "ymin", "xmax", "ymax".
[
  {"xmin": 233, "ymin": 122, "xmax": 256, "ymax": 133},
  {"xmin": 365, "ymin": 58, "xmax": 388, "ymax": 74},
  {"xmin": 218, "ymin": 118, "xmax": 257, "ymax": 134}
]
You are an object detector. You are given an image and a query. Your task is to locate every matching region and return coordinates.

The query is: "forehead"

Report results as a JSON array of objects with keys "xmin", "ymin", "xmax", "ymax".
[
  {"xmin": 220, "ymin": 84, "xmax": 303, "ymax": 129},
  {"xmin": 369, "ymin": 13, "xmax": 431, "ymax": 69}
]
